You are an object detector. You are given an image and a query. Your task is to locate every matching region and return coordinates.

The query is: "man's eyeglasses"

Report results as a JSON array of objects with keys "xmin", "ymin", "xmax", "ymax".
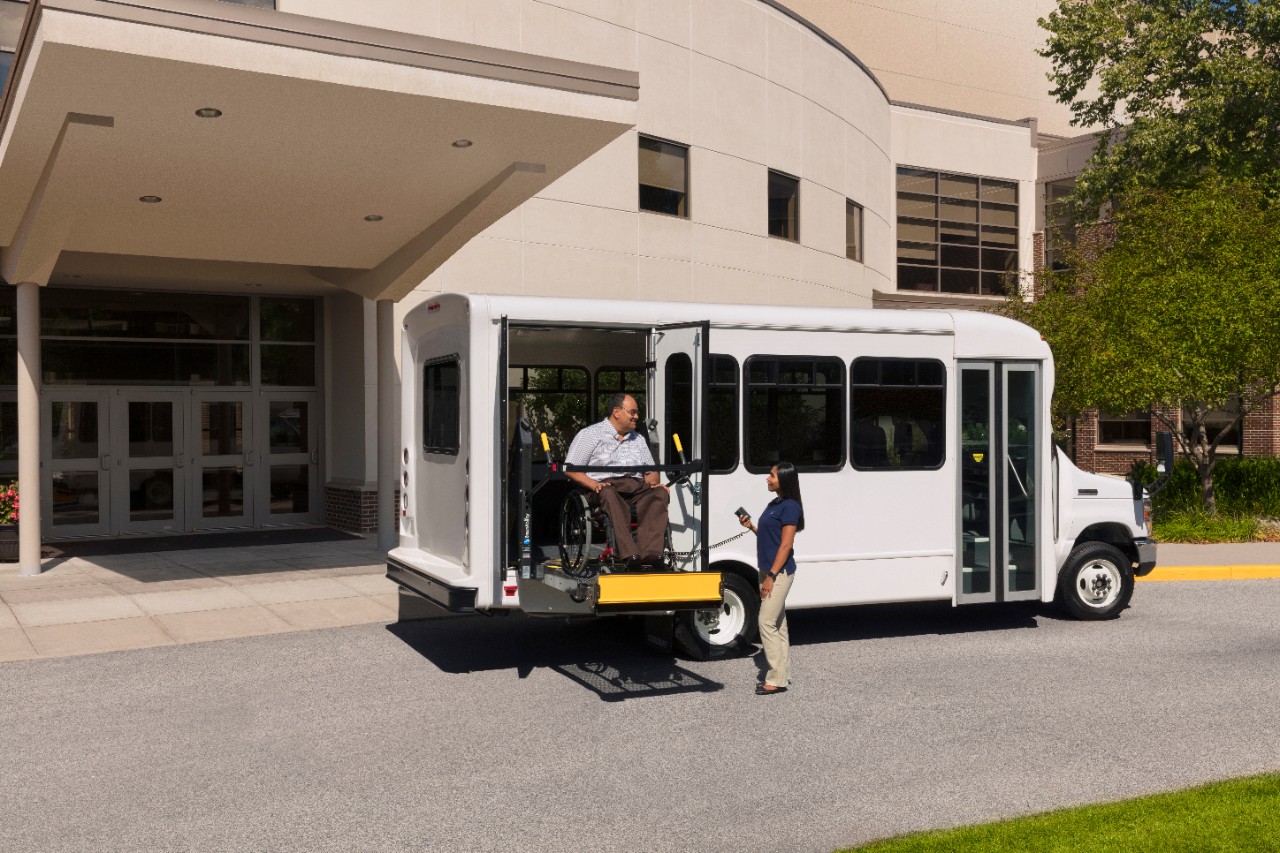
[{"xmin": 618, "ymin": 408, "xmax": 639, "ymax": 416}]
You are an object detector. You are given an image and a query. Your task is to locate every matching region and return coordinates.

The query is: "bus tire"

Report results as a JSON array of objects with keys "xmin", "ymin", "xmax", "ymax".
[
  {"xmin": 1057, "ymin": 541, "xmax": 1133, "ymax": 621},
  {"xmin": 674, "ymin": 572, "xmax": 759, "ymax": 660}
]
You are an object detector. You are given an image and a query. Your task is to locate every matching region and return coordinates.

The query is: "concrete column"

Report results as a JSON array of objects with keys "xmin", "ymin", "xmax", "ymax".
[
  {"xmin": 376, "ymin": 299, "xmax": 398, "ymax": 551},
  {"xmin": 16, "ymin": 282, "xmax": 41, "ymax": 575}
]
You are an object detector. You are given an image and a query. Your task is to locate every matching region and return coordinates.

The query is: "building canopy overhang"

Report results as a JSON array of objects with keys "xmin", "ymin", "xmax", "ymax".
[{"xmin": 0, "ymin": 0, "xmax": 637, "ymax": 300}]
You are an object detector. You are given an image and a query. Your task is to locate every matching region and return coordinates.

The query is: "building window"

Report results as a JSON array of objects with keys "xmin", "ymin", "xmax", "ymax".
[
  {"xmin": 709, "ymin": 354, "xmax": 739, "ymax": 473},
  {"xmin": 509, "ymin": 366, "xmax": 589, "ymax": 461},
  {"xmin": 1097, "ymin": 411, "xmax": 1151, "ymax": 447},
  {"xmin": 1, "ymin": 0, "xmax": 27, "ymax": 94},
  {"xmin": 767, "ymin": 170, "xmax": 800, "ymax": 241},
  {"xmin": 260, "ymin": 297, "xmax": 317, "ymax": 387},
  {"xmin": 745, "ymin": 356, "xmax": 844, "ymax": 472},
  {"xmin": 1183, "ymin": 401, "xmax": 1241, "ymax": 453},
  {"xmin": 638, "ymin": 135, "xmax": 688, "ymax": 218},
  {"xmin": 423, "ymin": 357, "xmax": 461, "ymax": 455},
  {"xmin": 846, "ymin": 200, "xmax": 864, "ymax": 262},
  {"xmin": 850, "ymin": 358, "xmax": 946, "ymax": 470},
  {"xmin": 1044, "ymin": 178, "xmax": 1076, "ymax": 271},
  {"xmin": 896, "ymin": 167, "xmax": 1019, "ymax": 296}
]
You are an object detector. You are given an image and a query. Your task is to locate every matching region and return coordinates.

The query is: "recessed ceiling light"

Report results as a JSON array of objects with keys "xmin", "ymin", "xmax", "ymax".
[
  {"xmin": 451, "ymin": 139, "xmax": 473, "ymax": 148},
  {"xmin": 364, "ymin": 214, "xmax": 384, "ymax": 222},
  {"xmin": 195, "ymin": 107, "xmax": 223, "ymax": 118},
  {"xmin": 139, "ymin": 196, "xmax": 163, "ymax": 203}
]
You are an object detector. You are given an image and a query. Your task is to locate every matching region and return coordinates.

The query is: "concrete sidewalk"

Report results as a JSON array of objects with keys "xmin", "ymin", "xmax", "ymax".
[{"xmin": 0, "ymin": 535, "xmax": 394, "ymax": 663}]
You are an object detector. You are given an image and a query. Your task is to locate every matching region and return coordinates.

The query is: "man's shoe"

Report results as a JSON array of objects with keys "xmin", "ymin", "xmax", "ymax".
[{"xmin": 755, "ymin": 684, "xmax": 787, "ymax": 696}]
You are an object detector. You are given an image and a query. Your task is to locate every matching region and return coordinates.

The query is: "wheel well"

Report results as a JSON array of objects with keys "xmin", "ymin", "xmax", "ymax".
[
  {"xmin": 1074, "ymin": 524, "xmax": 1137, "ymax": 564},
  {"xmin": 711, "ymin": 559, "xmax": 759, "ymax": 592}
]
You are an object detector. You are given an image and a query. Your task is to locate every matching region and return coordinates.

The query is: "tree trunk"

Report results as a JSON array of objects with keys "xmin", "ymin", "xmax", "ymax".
[{"xmin": 1189, "ymin": 418, "xmax": 1215, "ymax": 514}]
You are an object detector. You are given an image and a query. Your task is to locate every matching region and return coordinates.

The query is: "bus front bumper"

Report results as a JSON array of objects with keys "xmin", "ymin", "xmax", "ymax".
[{"xmin": 1134, "ymin": 538, "xmax": 1157, "ymax": 576}]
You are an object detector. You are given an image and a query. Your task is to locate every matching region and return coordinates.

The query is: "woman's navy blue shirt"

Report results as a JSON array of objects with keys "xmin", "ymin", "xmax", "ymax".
[{"xmin": 756, "ymin": 497, "xmax": 801, "ymax": 575}]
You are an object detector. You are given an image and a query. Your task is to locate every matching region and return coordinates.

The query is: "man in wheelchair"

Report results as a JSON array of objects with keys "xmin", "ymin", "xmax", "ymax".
[{"xmin": 564, "ymin": 393, "xmax": 670, "ymax": 569}]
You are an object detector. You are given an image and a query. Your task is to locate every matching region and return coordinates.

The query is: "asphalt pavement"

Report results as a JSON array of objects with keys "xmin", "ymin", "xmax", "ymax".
[{"xmin": 3, "ymin": 579, "xmax": 1279, "ymax": 852}]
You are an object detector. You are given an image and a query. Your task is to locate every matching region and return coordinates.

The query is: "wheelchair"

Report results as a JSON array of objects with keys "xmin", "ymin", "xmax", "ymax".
[{"xmin": 557, "ymin": 489, "xmax": 674, "ymax": 579}]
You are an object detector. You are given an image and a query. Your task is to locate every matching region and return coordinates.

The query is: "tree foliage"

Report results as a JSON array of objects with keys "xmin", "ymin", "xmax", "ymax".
[
  {"xmin": 1041, "ymin": 0, "xmax": 1280, "ymax": 216},
  {"xmin": 1003, "ymin": 176, "xmax": 1280, "ymax": 511}
]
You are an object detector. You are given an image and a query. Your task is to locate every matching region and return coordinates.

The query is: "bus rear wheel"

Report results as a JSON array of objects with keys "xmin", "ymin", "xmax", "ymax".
[
  {"xmin": 674, "ymin": 572, "xmax": 759, "ymax": 660},
  {"xmin": 1058, "ymin": 541, "xmax": 1133, "ymax": 620}
]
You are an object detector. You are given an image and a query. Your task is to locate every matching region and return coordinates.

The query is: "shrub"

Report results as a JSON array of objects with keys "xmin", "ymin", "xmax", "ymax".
[{"xmin": 1131, "ymin": 457, "xmax": 1280, "ymax": 517}]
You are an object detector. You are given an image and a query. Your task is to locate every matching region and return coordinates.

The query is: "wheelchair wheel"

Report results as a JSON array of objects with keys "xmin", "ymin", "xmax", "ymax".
[{"xmin": 559, "ymin": 492, "xmax": 598, "ymax": 578}]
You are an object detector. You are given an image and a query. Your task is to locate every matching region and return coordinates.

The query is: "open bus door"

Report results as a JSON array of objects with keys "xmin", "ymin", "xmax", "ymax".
[{"xmin": 650, "ymin": 322, "xmax": 710, "ymax": 573}]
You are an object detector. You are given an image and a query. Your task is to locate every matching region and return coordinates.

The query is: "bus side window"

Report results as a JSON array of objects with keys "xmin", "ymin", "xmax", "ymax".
[
  {"xmin": 744, "ymin": 356, "xmax": 846, "ymax": 473},
  {"xmin": 509, "ymin": 365, "xmax": 589, "ymax": 461},
  {"xmin": 709, "ymin": 354, "xmax": 739, "ymax": 473},
  {"xmin": 850, "ymin": 357, "xmax": 945, "ymax": 471}
]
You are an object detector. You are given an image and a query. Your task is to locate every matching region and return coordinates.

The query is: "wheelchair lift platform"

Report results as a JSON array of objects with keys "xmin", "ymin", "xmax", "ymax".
[{"xmin": 522, "ymin": 564, "xmax": 723, "ymax": 615}]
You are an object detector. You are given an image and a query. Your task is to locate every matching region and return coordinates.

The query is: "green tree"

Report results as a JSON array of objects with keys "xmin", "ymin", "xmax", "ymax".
[
  {"xmin": 1041, "ymin": 0, "xmax": 1280, "ymax": 217},
  {"xmin": 1003, "ymin": 176, "xmax": 1280, "ymax": 512}
]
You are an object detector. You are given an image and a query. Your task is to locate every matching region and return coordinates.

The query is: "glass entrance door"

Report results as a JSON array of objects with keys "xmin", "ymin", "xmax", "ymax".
[
  {"xmin": 257, "ymin": 393, "xmax": 319, "ymax": 524},
  {"xmin": 43, "ymin": 392, "xmax": 111, "ymax": 538},
  {"xmin": 112, "ymin": 391, "xmax": 185, "ymax": 534},
  {"xmin": 956, "ymin": 362, "xmax": 1041, "ymax": 603},
  {"xmin": 190, "ymin": 393, "xmax": 255, "ymax": 530}
]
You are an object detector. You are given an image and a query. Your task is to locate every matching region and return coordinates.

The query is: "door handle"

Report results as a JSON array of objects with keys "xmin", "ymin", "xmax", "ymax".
[
  {"xmin": 101, "ymin": 453, "xmax": 111, "ymax": 471},
  {"xmin": 310, "ymin": 449, "xmax": 319, "ymax": 464},
  {"xmin": 246, "ymin": 450, "xmax": 256, "ymax": 467},
  {"xmin": 175, "ymin": 451, "xmax": 185, "ymax": 469}
]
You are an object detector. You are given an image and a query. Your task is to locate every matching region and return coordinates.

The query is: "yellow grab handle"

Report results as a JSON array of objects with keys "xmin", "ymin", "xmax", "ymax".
[
  {"xmin": 672, "ymin": 434, "xmax": 684, "ymax": 454},
  {"xmin": 540, "ymin": 433, "xmax": 550, "ymax": 452}
]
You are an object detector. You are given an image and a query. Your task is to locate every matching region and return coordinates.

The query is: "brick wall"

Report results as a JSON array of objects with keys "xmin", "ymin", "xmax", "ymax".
[{"xmin": 325, "ymin": 485, "xmax": 399, "ymax": 534}]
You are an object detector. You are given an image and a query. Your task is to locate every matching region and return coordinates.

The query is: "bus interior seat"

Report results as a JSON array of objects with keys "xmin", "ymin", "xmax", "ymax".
[{"xmin": 853, "ymin": 420, "xmax": 888, "ymax": 468}]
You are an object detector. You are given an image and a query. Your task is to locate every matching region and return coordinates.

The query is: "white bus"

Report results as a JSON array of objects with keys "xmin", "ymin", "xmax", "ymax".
[{"xmin": 387, "ymin": 294, "xmax": 1159, "ymax": 658}]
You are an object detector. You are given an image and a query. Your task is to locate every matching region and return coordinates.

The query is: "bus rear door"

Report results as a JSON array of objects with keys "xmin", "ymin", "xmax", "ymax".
[{"xmin": 650, "ymin": 322, "xmax": 710, "ymax": 572}]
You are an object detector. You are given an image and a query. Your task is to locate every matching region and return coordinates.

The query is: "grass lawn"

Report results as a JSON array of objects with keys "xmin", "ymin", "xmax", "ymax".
[
  {"xmin": 1153, "ymin": 511, "xmax": 1280, "ymax": 543},
  {"xmin": 841, "ymin": 772, "xmax": 1280, "ymax": 852}
]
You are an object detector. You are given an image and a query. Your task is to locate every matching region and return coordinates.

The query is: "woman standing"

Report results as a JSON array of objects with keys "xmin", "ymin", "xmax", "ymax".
[{"xmin": 739, "ymin": 461, "xmax": 804, "ymax": 695}]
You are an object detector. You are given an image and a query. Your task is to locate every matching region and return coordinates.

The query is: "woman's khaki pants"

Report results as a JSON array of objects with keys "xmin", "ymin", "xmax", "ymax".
[{"xmin": 758, "ymin": 571, "xmax": 794, "ymax": 688}]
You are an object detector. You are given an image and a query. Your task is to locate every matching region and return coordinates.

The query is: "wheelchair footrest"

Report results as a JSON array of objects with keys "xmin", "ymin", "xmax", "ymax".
[{"xmin": 595, "ymin": 571, "xmax": 723, "ymax": 612}]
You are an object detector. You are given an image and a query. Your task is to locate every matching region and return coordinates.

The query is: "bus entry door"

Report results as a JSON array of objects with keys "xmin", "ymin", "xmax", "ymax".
[
  {"xmin": 957, "ymin": 361, "xmax": 1042, "ymax": 604},
  {"xmin": 650, "ymin": 322, "xmax": 710, "ymax": 572}
]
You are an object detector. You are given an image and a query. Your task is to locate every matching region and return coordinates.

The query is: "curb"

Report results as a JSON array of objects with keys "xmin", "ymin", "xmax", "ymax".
[{"xmin": 1138, "ymin": 565, "xmax": 1280, "ymax": 582}]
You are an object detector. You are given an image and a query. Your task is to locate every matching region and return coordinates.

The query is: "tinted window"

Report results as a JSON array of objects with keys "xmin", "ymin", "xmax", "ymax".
[
  {"xmin": 509, "ymin": 366, "xmax": 589, "ymax": 460},
  {"xmin": 423, "ymin": 357, "xmax": 460, "ymax": 455},
  {"xmin": 639, "ymin": 135, "xmax": 689, "ymax": 217},
  {"xmin": 664, "ymin": 353, "xmax": 692, "ymax": 464},
  {"xmin": 767, "ymin": 170, "xmax": 799, "ymax": 241},
  {"xmin": 709, "ymin": 354, "xmax": 739, "ymax": 473},
  {"xmin": 850, "ymin": 358, "xmax": 945, "ymax": 470},
  {"xmin": 745, "ymin": 356, "xmax": 844, "ymax": 472}
]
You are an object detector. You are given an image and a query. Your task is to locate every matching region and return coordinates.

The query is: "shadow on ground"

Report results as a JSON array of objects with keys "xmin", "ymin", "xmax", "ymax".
[
  {"xmin": 388, "ymin": 613, "xmax": 723, "ymax": 702},
  {"xmin": 387, "ymin": 598, "xmax": 1047, "ymax": 701}
]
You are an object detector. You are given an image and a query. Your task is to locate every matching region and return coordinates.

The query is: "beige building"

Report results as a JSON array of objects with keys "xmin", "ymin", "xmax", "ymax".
[{"xmin": 1, "ymin": 0, "xmax": 1088, "ymax": 566}]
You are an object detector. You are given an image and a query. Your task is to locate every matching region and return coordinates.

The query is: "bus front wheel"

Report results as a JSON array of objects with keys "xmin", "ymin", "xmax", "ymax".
[
  {"xmin": 1057, "ymin": 541, "xmax": 1134, "ymax": 620},
  {"xmin": 674, "ymin": 572, "xmax": 759, "ymax": 660}
]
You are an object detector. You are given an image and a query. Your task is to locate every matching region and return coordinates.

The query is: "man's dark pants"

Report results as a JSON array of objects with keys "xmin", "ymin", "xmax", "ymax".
[{"xmin": 593, "ymin": 477, "xmax": 670, "ymax": 563}]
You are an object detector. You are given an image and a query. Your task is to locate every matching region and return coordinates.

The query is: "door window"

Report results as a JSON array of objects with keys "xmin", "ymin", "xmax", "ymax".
[{"xmin": 423, "ymin": 357, "xmax": 460, "ymax": 455}]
